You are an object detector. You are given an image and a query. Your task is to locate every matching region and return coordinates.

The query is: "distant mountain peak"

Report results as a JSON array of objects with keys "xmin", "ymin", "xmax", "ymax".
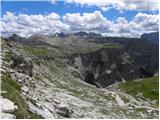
[
  {"xmin": 141, "ymin": 32, "xmax": 159, "ymax": 44},
  {"xmin": 74, "ymin": 31, "xmax": 102, "ymax": 37},
  {"xmin": 54, "ymin": 32, "xmax": 67, "ymax": 38}
]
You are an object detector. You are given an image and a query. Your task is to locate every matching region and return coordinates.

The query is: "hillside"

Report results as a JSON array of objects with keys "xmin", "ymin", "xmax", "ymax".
[{"xmin": 1, "ymin": 34, "xmax": 159, "ymax": 119}]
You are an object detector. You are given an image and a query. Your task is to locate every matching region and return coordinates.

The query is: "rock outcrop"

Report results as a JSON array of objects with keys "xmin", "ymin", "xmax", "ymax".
[
  {"xmin": 10, "ymin": 55, "xmax": 33, "ymax": 76},
  {"xmin": 0, "ymin": 97, "xmax": 18, "ymax": 119}
]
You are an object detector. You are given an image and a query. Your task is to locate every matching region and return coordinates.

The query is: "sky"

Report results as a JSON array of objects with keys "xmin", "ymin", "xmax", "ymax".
[{"xmin": 0, "ymin": 0, "xmax": 159, "ymax": 38}]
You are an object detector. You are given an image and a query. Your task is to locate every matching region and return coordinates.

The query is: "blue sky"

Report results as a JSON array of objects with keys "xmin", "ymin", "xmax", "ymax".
[
  {"xmin": 1, "ymin": 0, "xmax": 159, "ymax": 37},
  {"xmin": 1, "ymin": 1, "xmax": 158, "ymax": 21}
]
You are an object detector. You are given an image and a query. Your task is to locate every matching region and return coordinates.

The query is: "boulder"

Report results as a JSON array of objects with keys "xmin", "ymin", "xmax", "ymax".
[
  {"xmin": 0, "ymin": 97, "xmax": 18, "ymax": 112},
  {"xmin": 27, "ymin": 101, "xmax": 55, "ymax": 118},
  {"xmin": 1, "ymin": 113, "xmax": 16, "ymax": 119},
  {"xmin": 10, "ymin": 55, "xmax": 33, "ymax": 76},
  {"xmin": 57, "ymin": 104, "xmax": 73, "ymax": 118},
  {"xmin": 10, "ymin": 72, "xmax": 31, "ymax": 84}
]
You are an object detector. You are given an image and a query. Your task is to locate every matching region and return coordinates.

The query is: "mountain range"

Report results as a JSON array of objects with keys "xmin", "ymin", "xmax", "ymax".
[{"xmin": 1, "ymin": 32, "xmax": 159, "ymax": 119}]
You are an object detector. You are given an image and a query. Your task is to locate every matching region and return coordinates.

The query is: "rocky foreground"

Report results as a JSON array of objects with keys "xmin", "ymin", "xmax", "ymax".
[{"xmin": 0, "ymin": 34, "xmax": 159, "ymax": 119}]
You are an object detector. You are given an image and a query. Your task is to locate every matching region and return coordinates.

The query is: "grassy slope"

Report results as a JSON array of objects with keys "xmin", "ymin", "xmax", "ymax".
[
  {"xmin": 102, "ymin": 44, "xmax": 122, "ymax": 49},
  {"xmin": 119, "ymin": 76, "xmax": 159, "ymax": 105}
]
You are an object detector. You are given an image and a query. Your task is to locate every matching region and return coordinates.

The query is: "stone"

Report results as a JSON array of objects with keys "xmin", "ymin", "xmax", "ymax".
[
  {"xmin": 27, "ymin": 101, "xmax": 55, "ymax": 118},
  {"xmin": 11, "ymin": 55, "xmax": 33, "ymax": 76},
  {"xmin": 12, "ymin": 72, "xmax": 31, "ymax": 84},
  {"xmin": 0, "ymin": 97, "xmax": 18, "ymax": 112},
  {"xmin": 57, "ymin": 104, "xmax": 73, "ymax": 118},
  {"xmin": 21, "ymin": 86, "xmax": 29, "ymax": 93},
  {"xmin": 106, "ymin": 69, "xmax": 112, "ymax": 74},
  {"xmin": 22, "ymin": 57, "xmax": 33, "ymax": 76},
  {"xmin": 1, "ymin": 113, "xmax": 16, "ymax": 119}
]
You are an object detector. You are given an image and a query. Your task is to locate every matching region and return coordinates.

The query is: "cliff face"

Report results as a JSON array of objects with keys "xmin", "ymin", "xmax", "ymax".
[
  {"xmin": 69, "ymin": 47, "xmax": 141, "ymax": 87},
  {"xmin": 68, "ymin": 40, "xmax": 158, "ymax": 88},
  {"xmin": 125, "ymin": 39, "xmax": 159, "ymax": 74},
  {"xmin": 141, "ymin": 32, "xmax": 159, "ymax": 44}
]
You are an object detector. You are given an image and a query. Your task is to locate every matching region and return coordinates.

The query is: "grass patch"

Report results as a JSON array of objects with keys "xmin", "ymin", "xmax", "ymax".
[
  {"xmin": 1, "ymin": 73, "xmax": 43, "ymax": 119},
  {"xmin": 2, "ymin": 73, "xmax": 22, "ymax": 90},
  {"xmin": 102, "ymin": 44, "xmax": 122, "ymax": 49},
  {"xmin": 119, "ymin": 76, "xmax": 159, "ymax": 104},
  {"xmin": 120, "ymin": 96, "xmax": 130, "ymax": 103},
  {"xmin": 23, "ymin": 46, "xmax": 50, "ymax": 56},
  {"xmin": 135, "ymin": 108, "xmax": 146, "ymax": 112},
  {"xmin": 102, "ymin": 93, "xmax": 115, "ymax": 101},
  {"xmin": 4, "ymin": 50, "xmax": 12, "ymax": 62},
  {"xmin": 33, "ymin": 74, "xmax": 43, "ymax": 81},
  {"xmin": 26, "ymin": 97, "xmax": 37, "ymax": 107},
  {"xmin": 22, "ymin": 45, "xmax": 68, "ymax": 57},
  {"xmin": 99, "ymin": 108, "xmax": 109, "ymax": 115}
]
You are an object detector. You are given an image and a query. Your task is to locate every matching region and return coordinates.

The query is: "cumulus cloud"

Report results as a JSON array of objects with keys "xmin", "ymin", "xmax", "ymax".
[
  {"xmin": 1, "ymin": 12, "xmax": 69, "ymax": 37},
  {"xmin": 131, "ymin": 13, "xmax": 159, "ymax": 32},
  {"xmin": 63, "ymin": 11, "xmax": 112, "ymax": 33},
  {"xmin": 65, "ymin": 0, "xmax": 159, "ymax": 12},
  {"xmin": 63, "ymin": 11, "xmax": 159, "ymax": 37},
  {"xmin": 0, "ymin": 11, "xmax": 159, "ymax": 38},
  {"xmin": 108, "ymin": 13, "xmax": 159, "ymax": 37}
]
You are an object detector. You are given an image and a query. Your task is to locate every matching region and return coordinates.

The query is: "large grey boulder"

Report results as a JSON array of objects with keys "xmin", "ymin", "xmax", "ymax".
[
  {"xmin": 0, "ymin": 97, "xmax": 18, "ymax": 119},
  {"xmin": 10, "ymin": 55, "xmax": 33, "ymax": 76},
  {"xmin": 0, "ymin": 97, "xmax": 18, "ymax": 112},
  {"xmin": 57, "ymin": 104, "xmax": 73, "ymax": 118},
  {"xmin": 1, "ymin": 113, "xmax": 16, "ymax": 119}
]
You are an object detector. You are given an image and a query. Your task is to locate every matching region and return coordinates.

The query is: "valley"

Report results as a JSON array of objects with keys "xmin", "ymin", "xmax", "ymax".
[{"xmin": 0, "ymin": 32, "xmax": 159, "ymax": 119}]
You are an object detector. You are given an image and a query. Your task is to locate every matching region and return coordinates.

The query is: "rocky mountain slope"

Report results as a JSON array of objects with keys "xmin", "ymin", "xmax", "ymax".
[
  {"xmin": 0, "ymin": 33, "xmax": 159, "ymax": 119},
  {"xmin": 141, "ymin": 32, "xmax": 159, "ymax": 44}
]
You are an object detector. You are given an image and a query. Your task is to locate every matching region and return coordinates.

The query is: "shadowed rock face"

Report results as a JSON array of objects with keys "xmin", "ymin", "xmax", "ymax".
[
  {"xmin": 69, "ymin": 39, "xmax": 158, "ymax": 87},
  {"xmin": 124, "ymin": 39, "xmax": 159, "ymax": 75},
  {"xmin": 74, "ymin": 47, "xmax": 141, "ymax": 87},
  {"xmin": 141, "ymin": 32, "xmax": 159, "ymax": 44}
]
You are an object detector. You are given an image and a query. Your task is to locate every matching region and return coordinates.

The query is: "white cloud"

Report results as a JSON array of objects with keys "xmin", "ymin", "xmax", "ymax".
[
  {"xmin": 0, "ymin": 11, "xmax": 159, "ymax": 38},
  {"xmin": 128, "ymin": 13, "xmax": 159, "ymax": 35},
  {"xmin": 65, "ymin": 0, "xmax": 159, "ymax": 12},
  {"xmin": 50, "ymin": 0, "xmax": 56, "ymax": 4},
  {"xmin": 1, "ymin": 12, "xmax": 69, "ymax": 37},
  {"xmin": 63, "ymin": 11, "xmax": 112, "ymax": 33},
  {"xmin": 63, "ymin": 11, "xmax": 159, "ymax": 37},
  {"xmin": 112, "ymin": 13, "xmax": 159, "ymax": 37}
]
